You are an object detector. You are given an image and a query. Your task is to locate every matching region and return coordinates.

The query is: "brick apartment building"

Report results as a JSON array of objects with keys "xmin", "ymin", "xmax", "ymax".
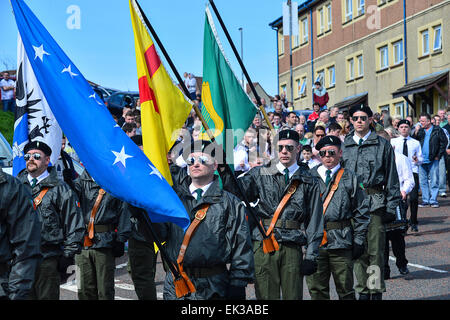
[{"xmin": 269, "ymin": 0, "xmax": 449, "ymax": 119}]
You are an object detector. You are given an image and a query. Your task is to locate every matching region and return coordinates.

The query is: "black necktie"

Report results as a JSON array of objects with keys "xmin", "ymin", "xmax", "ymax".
[
  {"xmin": 403, "ymin": 138, "xmax": 408, "ymax": 157},
  {"xmin": 325, "ymin": 169, "xmax": 332, "ymax": 186},
  {"xmin": 284, "ymin": 168, "xmax": 290, "ymax": 184}
]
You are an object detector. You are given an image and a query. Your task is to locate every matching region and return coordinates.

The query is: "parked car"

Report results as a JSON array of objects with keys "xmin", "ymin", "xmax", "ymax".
[
  {"xmin": 105, "ymin": 91, "xmax": 140, "ymax": 118},
  {"xmin": 0, "ymin": 132, "xmax": 13, "ymax": 175}
]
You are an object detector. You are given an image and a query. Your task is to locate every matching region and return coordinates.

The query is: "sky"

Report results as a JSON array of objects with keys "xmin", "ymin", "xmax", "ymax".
[{"xmin": 1, "ymin": 0, "xmax": 285, "ymax": 96}]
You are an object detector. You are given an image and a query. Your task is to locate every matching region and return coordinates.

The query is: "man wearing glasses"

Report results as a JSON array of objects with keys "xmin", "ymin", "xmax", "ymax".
[
  {"xmin": 222, "ymin": 129, "xmax": 324, "ymax": 300},
  {"xmin": 17, "ymin": 140, "xmax": 85, "ymax": 300},
  {"xmin": 341, "ymin": 106, "xmax": 401, "ymax": 300},
  {"xmin": 157, "ymin": 140, "xmax": 254, "ymax": 300},
  {"xmin": 305, "ymin": 135, "xmax": 370, "ymax": 300}
]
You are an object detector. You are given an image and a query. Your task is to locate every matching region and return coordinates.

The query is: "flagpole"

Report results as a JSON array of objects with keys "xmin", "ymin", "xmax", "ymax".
[
  {"xmin": 207, "ymin": 0, "xmax": 274, "ymax": 132},
  {"xmin": 133, "ymin": 0, "xmax": 270, "ymax": 240}
]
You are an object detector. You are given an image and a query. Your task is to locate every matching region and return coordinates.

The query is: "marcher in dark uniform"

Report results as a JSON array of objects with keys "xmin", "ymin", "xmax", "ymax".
[
  {"xmin": 341, "ymin": 106, "xmax": 401, "ymax": 300},
  {"xmin": 0, "ymin": 168, "xmax": 42, "ymax": 300},
  {"xmin": 72, "ymin": 169, "xmax": 131, "ymax": 300},
  {"xmin": 157, "ymin": 140, "xmax": 254, "ymax": 300},
  {"xmin": 306, "ymin": 135, "xmax": 370, "ymax": 300},
  {"xmin": 222, "ymin": 129, "xmax": 324, "ymax": 300},
  {"xmin": 17, "ymin": 140, "xmax": 85, "ymax": 300}
]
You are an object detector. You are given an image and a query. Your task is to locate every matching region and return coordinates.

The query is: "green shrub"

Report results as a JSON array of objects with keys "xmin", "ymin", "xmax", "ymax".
[{"xmin": 0, "ymin": 111, "xmax": 14, "ymax": 146}]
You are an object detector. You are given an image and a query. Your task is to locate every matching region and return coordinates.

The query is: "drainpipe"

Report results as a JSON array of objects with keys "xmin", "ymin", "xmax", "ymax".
[
  {"xmin": 310, "ymin": 7, "xmax": 314, "ymax": 102},
  {"xmin": 403, "ymin": 0, "xmax": 409, "ymax": 115},
  {"xmin": 272, "ymin": 26, "xmax": 280, "ymax": 95}
]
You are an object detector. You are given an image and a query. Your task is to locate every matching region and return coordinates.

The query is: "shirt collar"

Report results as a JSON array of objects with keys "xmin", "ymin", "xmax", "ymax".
[
  {"xmin": 28, "ymin": 170, "xmax": 49, "ymax": 186},
  {"xmin": 353, "ymin": 130, "xmax": 372, "ymax": 144},
  {"xmin": 189, "ymin": 181, "xmax": 214, "ymax": 198},
  {"xmin": 276, "ymin": 161, "xmax": 299, "ymax": 178},
  {"xmin": 318, "ymin": 163, "xmax": 341, "ymax": 180}
]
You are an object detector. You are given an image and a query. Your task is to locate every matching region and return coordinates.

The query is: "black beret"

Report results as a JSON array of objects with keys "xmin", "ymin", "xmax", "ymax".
[
  {"xmin": 188, "ymin": 140, "xmax": 216, "ymax": 157},
  {"xmin": 398, "ymin": 119, "xmax": 411, "ymax": 127},
  {"xmin": 278, "ymin": 129, "xmax": 300, "ymax": 142},
  {"xmin": 23, "ymin": 140, "xmax": 52, "ymax": 156},
  {"xmin": 349, "ymin": 104, "xmax": 373, "ymax": 117},
  {"xmin": 315, "ymin": 135, "xmax": 342, "ymax": 150}
]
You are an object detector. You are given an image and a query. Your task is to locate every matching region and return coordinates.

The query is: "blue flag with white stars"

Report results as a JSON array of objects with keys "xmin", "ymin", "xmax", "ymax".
[{"xmin": 11, "ymin": 0, "xmax": 190, "ymax": 230}]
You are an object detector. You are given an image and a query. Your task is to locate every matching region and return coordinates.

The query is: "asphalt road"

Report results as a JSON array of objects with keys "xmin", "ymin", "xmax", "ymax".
[{"xmin": 60, "ymin": 195, "xmax": 450, "ymax": 300}]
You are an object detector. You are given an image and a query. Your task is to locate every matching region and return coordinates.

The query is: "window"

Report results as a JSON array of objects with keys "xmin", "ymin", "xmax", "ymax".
[
  {"xmin": 433, "ymin": 25, "xmax": 442, "ymax": 51},
  {"xmin": 357, "ymin": 0, "xmax": 365, "ymax": 15},
  {"xmin": 302, "ymin": 18, "xmax": 309, "ymax": 43},
  {"xmin": 348, "ymin": 58, "xmax": 354, "ymax": 80},
  {"xmin": 395, "ymin": 101, "xmax": 404, "ymax": 117},
  {"xmin": 293, "ymin": 34, "xmax": 300, "ymax": 48},
  {"xmin": 319, "ymin": 8, "xmax": 325, "ymax": 34},
  {"xmin": 281, "ymin": 84, "xmax": 287, "ymax": 94},
  {"xmin": 328, "ymin": 66, "xmax": 335, "ymax": 87},
  {"xmin": 299, "ymin": 77, "xmax": 307, "ymax": 96},
  {"xmin": 379, "ymin": 45, "xmax": 389, "ymax": 69},
  {"xmin": 357, "ymin": 54, "xmax": 364, "ymax": 77},
  {"xmin": 379, "ymin": 104, "xmax": 390, "ymax": 113},
  {"xmin": 316, "ymin": 70, "xmax": 325, "ymax": 85},
  {"xmin": 393, "ymin": 40, "xmax": 403, "ymax": 64},
  {"xmin": 421, "ymin": 29, "xmax": 429, "ymax": 55},
  {"xmin": 345, "ymin": 0, "xmax": 353, "ymax": 21},
  {"xmin": 327, "ymin": 4, "xmax": 332, "ymax": 31},
  {"xmin": 296, "ymin": 79, "xmax": 302, "ymax": 97}
]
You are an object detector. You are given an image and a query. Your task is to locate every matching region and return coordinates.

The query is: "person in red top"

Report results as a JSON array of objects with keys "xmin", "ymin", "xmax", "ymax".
[
  {"xmin": 313, "ymin": 81, "xmax": 329, "ymax": 110},
  {"xmin": 308, "ymin": 102, "xmax": 321, "ymax": 122}
]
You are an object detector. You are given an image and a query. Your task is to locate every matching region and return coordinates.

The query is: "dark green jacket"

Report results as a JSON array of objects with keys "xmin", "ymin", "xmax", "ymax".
[
  {"xmin": 310, "ymin": 165, "xmax": 370, "ymax": 249},
  {"xmin": 157, "ymin": 172, "xmax": 254, "ymax": 300},
  {"xmin": 0, "ymin": 169, "xmax": 42, "ymax": 300},
  {"xmin": 18, "ymin": 167, "xmax": 85, "ymax": 259},
  {"xmin": 342, "ymin": 130, "xmax": 401, "ymax": 220},
  {"xmin": 222, "ymin": 161, "xmax": 324, "ymax": 261},
  {"xmin": 73, "ymin": 170, "xmax": 131, "ymax": 248}
]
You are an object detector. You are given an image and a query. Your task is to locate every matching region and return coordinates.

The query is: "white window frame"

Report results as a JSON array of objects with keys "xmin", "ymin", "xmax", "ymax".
[
  {"xmin": 302, "ymin": 18, "xmax": 309, "ymax": 43},
  {"xmin": 316, "ymin": 70, "xmax": 325, "ymax": 85},
  {"xmin": 328, "ymin": 66, "xmax": 335, "ymax": 87},
  {"xmin": 345, "ymin": 0, "xmax": 353, "ymax": 21},
  {"xmin": 379, "ymin": 45, "xmax": 389, "ymax": 69},
  {"xmin": 422, "ymin": 29, "xmax": 429, "ymax": 55},
  {"xmin": 348, "ymin": 58, "xmax": 354, "ymax": 80},
  {"xmin": 300, "ymin": 77, "xmax": 307, "ymax": 96},
  {"xmin": 395, "ymin": 101, "xmax": 404, "ymax": 117},
  {"xmin": 357, "ymin": 55, "xmax": 364, "ymax": 77},
  {"xmin": 393, "ymin": 40, "xmax": 403, "ymax": 64},
  {"xmin": 327, "ymin": 4, "xmax": 332, "ymax": 31},
  {"xmin": 319, "ymin": 8, "xmax": 325, "ymax": 34},
  {"xmin": 433, "ymin": 25, "xmax": 442, "ymax": 51},
  {"xmin": 293, "ymin": 34, "xmax": 300, "ymax": 48},
  {"xmin": 358, "ymin": 0, "xmax": 365, "ymax": 15}
]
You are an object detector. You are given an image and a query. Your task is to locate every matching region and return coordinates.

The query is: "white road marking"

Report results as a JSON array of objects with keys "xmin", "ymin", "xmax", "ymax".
[
  {"xmin": 115, "ymin": 283, "xmax": 135, "ymax": 291},
  {"xmin": 115, "ymin": 262, "xmax": 128, "ymax": 269},
  {"xmin": 389, "ymin": 256, "xmax": 448, "ymax": 273}
]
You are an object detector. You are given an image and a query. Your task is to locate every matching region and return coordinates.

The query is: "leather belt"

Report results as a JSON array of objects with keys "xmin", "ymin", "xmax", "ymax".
[
  {"xmin": 365, "ymin": 187, "xmax": 384, "ymax": 195},
  {"xmin": 326, "ymin": 219, "xmax": 351, "ymax": 231},
  {"xmin": 184, "ymin": 265, "xmax": 227, "ymax": 278},
  {"xmin": 85, "ymin": 224, "xmax": 114, "ymax": 233},
  {"xmin": 263, "ymin": 219, "xmax": 300, "ymax": 230}
]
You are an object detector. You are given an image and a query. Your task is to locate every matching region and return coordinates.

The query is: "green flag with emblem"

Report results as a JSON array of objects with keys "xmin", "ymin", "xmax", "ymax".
[{"xmin": 199, "ymin": 6, "xmax": 257, "ymax": 163}]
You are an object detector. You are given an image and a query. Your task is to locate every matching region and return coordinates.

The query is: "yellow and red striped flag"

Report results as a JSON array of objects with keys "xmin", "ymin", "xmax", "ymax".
[{"xmin": 129, "ymin": 0, "xmax": 192, "ymax": 185}]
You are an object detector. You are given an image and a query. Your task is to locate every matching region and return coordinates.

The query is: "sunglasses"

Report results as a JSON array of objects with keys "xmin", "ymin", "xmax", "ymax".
[
  {"xmin": 319, "ymin": 150, "xmax": 336, "ymax": 157},
  {"xmin": 352, "ymin": 116, "xmax": 368, "ymax": 122},
  {"xmin": 278, "ymin": 145, "xmax": 295, "ymax": 152},
  {"xmin": 186, "ymin": 155, "xmax": 211, "ymax": 166},
  {"xmin": 24, "ymin": 153, "xmax": 42, "ymax": 161},
  {"xmin": 315, "ymin": 134, "xmax": 325, "ymax": 138}
]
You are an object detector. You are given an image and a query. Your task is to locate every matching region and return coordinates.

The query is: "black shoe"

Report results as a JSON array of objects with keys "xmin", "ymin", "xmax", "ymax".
[
  {"xmin": 384, "ymin": 271, "xmax": 390, "ymax": 280},
  {"xmin": 358, "ymin": 293, "xmax": 370, "ymax": 300},
  {"xmin": 371, "ymin": 293, "xmax": 382, "ymax": 300},
  {"xmin": 399, "ymin": 266, "xmax": 409, "ymax": 275},
  {"xmin": 411, "ymin": 224, "xmax": 418, "ymax": 232}
]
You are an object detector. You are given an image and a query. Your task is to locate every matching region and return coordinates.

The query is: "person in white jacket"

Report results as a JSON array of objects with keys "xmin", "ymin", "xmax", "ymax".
[{"xmin": 378, "ymin": 130, "xmax": 415, "ymax": 279}]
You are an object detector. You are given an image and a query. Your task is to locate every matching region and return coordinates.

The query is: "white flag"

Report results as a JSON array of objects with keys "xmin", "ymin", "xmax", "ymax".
[
  {"xmin": 13, "ymin": 33, "xmax": 62, "ymax": 175},
  {"xmin": 282, "ymin": 1, "xmax": 299, "ymax": 37}
]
